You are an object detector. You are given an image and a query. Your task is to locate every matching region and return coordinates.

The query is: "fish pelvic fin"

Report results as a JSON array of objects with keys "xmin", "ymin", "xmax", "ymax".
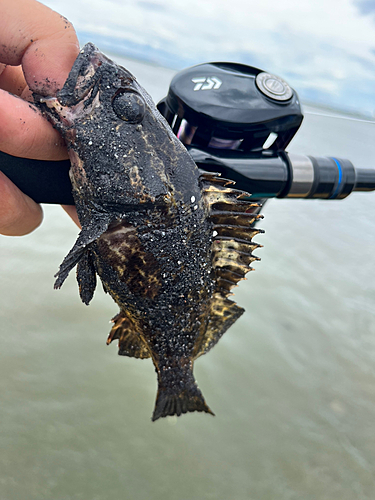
[
  {"xmin": 152, "ymin": 361, "xmax": 214, "ymax": 422},
  {"xmin": 54, "ymin": 213, "xmax": 112, "ymax": 290}
]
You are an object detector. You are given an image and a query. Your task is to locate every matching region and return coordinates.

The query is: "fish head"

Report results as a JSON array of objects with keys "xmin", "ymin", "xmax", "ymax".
[{"xmin": 34, "ymin": 43, "xmax": 193, "ymax": 211}]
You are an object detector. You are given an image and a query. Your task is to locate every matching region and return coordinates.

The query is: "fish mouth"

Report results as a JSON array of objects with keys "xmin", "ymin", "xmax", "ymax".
[
  {"xmin": 34, "ymin": 44, "xmax": 110, "ymax": 127},
  {"xmin": 57, "ymin": 43, "xmax": 136, "ymax": 107},
  {"xmin": 34, "ymin": 43, "xmax": 137, "ymax": 128},
  {"xmin": 57, "ymin": 43, "xmax": 112, "ymax": 106},
  {"xmin": 34, "ymin": 87, "xmax": 100, "ymax": 129}
]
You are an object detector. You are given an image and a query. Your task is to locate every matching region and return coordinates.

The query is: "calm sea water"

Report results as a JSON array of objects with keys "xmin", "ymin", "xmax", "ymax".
[{"xmin": 0, "ymin": 56, "xmax": 374, "ymax": 500}]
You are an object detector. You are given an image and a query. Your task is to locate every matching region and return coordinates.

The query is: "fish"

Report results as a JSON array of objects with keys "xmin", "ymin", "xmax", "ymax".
[{"xmin": 33, "ymin": 43, "xmax": 263, "ymax": 421}]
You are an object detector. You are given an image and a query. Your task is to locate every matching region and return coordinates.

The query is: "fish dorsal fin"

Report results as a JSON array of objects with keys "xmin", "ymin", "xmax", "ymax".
[
  {"xmin": 107, "ymin": 312, "xmax": 151, "ymax": 359},
  {"xmin": 200, "ymin": 172, "xmax": 264, "ymax": 298},
  {"xmin": 193, "ymin": 173, "xmax": 264, "ymax": 360},
  {"xmin": 193, "ymin": 293, "xmax": 244, "ymax": 359}
]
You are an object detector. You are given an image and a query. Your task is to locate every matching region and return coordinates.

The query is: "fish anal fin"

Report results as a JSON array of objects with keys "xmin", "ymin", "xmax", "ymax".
[
  {"xmin": 193, "ymin": 293, "xmax": 244, "ymax": 359},
  {"xmin": 107, "ymin": 312, "xmax": 150, "ymax": 359}
]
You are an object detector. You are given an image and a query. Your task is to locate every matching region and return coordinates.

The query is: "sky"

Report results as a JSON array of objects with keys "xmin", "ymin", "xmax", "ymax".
[{"xmin": 43, "ymin": 0, "xmax": 375, "ymax": 117}]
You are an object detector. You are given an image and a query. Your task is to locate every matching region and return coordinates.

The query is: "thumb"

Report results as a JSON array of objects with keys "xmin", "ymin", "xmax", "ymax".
[{"xmin": 0, "ymin": 0, "xmax": 79, "ymax": 96}]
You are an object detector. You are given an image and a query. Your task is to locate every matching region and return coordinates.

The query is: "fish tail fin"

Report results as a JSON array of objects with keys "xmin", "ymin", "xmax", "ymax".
[{"xmin": 152, "ymin": 363, "xmax": 214, "ymax": 421}]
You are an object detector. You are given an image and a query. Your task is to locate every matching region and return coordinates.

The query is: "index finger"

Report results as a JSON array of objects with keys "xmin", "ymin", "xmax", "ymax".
[
  {"xmin": 0, "ymin": 0, "xmax": 80, "ymax": 235},
  {"xmin": 0, "ymin": 0, "xmax": 79, "ymax": 95}
]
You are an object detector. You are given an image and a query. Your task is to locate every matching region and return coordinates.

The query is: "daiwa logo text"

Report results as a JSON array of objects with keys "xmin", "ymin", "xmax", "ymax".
[{"xmin": 191, "ymin": 77, "xmax": 222, "ymax": 91}]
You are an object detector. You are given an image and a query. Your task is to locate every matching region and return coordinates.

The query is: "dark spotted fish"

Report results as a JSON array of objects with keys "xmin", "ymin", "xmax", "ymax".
[{"xmin": 34, "ymin": 43, "xmax": 263, "ymax": 421}]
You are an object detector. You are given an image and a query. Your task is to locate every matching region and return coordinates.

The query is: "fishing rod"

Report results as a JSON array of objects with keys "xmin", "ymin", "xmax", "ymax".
[{"xmin": 0, "ymin": 61, "xmax": 374, "ymax": 205}]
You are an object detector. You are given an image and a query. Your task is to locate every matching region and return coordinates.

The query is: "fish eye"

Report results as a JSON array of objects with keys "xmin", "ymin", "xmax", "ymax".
[{"xmin": 112, "ymin": 91, "xmax": 145, "ymax": 123}]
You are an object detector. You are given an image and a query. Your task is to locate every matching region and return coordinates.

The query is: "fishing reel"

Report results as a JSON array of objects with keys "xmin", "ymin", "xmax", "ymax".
[
  {"xmin": 158, "ymin": 62, "xmax": 375, "ymax": 201},
  {"xmin": 0, "ymin": 61, "xmax": 374, "ymax": 205}
]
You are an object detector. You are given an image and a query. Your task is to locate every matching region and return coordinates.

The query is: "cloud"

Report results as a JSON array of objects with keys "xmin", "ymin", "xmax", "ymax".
[
  {"xmin": 43, "ymin": 0, "xmax": 375, "ymax": 116},
  {"xmin": 355, "ymin": 0, "xmax": 375, "ymax": 15}
]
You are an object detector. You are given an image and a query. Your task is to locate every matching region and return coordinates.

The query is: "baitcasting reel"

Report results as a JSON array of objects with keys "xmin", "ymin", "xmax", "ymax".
[
  {"xmin": 157, "ymin": 62, "xmax": 375, "ymax": 202},
  {"xmin": 0, "ymin": 61, "xmax": 374, "ymax": 205}
]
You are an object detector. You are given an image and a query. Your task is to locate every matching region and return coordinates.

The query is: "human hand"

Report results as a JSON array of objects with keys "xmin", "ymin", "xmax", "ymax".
[{"xmin": 0, "ymin": 0, "xmax": 80, "ymax": 235}]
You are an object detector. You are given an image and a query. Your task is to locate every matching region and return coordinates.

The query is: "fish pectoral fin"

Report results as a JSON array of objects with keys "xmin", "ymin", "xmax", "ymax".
[
  {"xmin": 107, "ymin": 312, "xmax": 150, "ymax": 359},
  {"xmin": 76, "ymin": 248, "xmax": 97, "ymax": 305},
  {"xmin": 152, "ymin": 362, "xmax": 214, "ymax": 421},
  {"xmin": 193, "ymin": 293, "xmax": 244, "ymax": 359},
  {"xmin": 54, "ymin": 242, "xmax": 86, "ymax": 290},
  {"xmin": 54, "ymin": 214, "xmax": 112, "ymax": 289}
]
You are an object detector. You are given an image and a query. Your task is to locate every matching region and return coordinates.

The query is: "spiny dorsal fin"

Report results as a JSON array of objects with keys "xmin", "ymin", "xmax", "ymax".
[
  {"xmin": 200, "ymin": 172, "xmax": 263, "ymax": 298},
  {"xmin": 107, "ymin": 312, "xmax": 150, "ymax": 359},
  {"xmin": 193, "ymin": 293, "xmax": 244, "ymax": 359}
]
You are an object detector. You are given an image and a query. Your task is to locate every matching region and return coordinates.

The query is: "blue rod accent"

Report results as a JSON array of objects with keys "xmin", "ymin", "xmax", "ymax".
[{"xmin": 330, "ymin": 158, "xmax": 343, "ymax": 199}]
